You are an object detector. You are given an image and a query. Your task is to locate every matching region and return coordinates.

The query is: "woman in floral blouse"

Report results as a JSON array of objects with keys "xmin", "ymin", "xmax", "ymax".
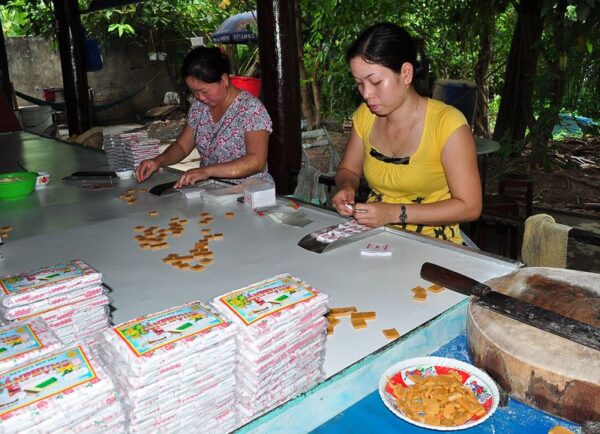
[{"xmin": 135, "ymin": 47, "xmax": 273, "ymax": 187}]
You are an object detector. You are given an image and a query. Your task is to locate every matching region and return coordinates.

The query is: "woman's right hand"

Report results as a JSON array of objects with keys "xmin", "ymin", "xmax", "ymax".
[
  {"xmin": 332, "ymin": 186, "xmax": 356, "ymax": 216},
  {"xmin": 135, "ymin": 158, "xmax": 160, "ymax": 183}
]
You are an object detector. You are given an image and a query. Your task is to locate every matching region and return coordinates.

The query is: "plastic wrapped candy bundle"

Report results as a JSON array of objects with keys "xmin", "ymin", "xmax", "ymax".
[
  {"xmin": 212, "ymin": 273, "xmax": 329, "ymax": 426},
  {"xmin": 0, "ymin": 344, "xmax": 125, "ymax": 434},
  {"xmin": 314, "ymin": 219, "xmax": 371, "ymax": 244},
  {"xmin": 93, "ymin": 301, "xmax": 238, "ymax": 434},
  {"xmin": 0, "ymin": 318, "xmax": 63, "ymax": 373},
  {"xmin": 0, "ymin": 260, "xmax": 113, "ymax": 345},
  {"xmin": 104, "ymin": 131, "xmax": 160, "ymax": 171},
  {"xmin": 120, "ymin": 131, "xmax": 161, "ymax": 169}
]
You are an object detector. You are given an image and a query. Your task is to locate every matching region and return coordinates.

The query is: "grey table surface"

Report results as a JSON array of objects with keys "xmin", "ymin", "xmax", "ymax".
[{"xmin": 0, "ymin": 132, "xmax": 519, "ymax": 376}]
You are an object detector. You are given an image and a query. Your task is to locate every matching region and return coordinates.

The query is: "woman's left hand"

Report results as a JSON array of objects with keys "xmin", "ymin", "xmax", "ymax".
[
  {"xmin": 352, "ymin": 202, "xmax": 399, "ymax": 228},
  {"xmin": 174, "ymin": 167, "xmax": 211, "ymax": 189}
]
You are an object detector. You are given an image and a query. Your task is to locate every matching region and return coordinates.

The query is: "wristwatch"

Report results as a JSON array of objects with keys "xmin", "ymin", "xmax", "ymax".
[{"xmin": 400, "ymin": 205, "xmax": 408, "ymax": 224}]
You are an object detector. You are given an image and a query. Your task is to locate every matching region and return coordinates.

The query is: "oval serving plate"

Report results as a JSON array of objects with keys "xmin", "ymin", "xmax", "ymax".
[{"xmin": 379, "ymin": 356, "xmax": 499, "ymax": 431}]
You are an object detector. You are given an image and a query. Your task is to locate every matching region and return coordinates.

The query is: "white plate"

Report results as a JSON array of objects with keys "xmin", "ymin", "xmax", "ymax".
[{"xmin": 379, "ymin": 356, "xmax": 499, "ymax": 431}]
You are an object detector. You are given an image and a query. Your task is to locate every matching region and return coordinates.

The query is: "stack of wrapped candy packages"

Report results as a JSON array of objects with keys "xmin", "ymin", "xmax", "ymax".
[
  {"xmin": 0, "ymin": 322, "xmax": 125, "ymax": 434},
  {"xmin": 104, "ymin": 130, "xmax": 160, "ymax": 171},
  {"xmin": 0, "ymin": 318, "xmax": 63, "ymax": 373},
  {"xmin": 314, "ymin": 219, "xmax": 371, "ymax": 244},
  {"xmin": 0, "ymin": 260, "xmax": 112, "ymax": 344},
  {"xmin": 94, "ymin": 301, "xmax": 238, "ymax": 434},
  {"xmin": 212, "ymin": 273, "xmax": 329, "ymax": 425}
]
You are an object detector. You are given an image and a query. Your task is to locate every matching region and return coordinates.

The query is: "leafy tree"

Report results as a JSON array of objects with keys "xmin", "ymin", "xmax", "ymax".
[
  {"xmin": 0, "ymin": 2, "xmax": 32, "ymax": 37},
  {"xmin": 1, "ymin": 0, "xmax": 231, "ymax": 87},
  {"xmin": 2, "ymin": 0, "xmax": 597, "ymax": 155},
  {"xmin": 493, "ymin": 0, "xmax": 598, "ymax": 153},
  {"xmin": 1, "ymin": 0, "xmax": 55, "ymax": 39},
  {"xmin": 493, "ymin": 0, "xmax": 546, "ymax": 147},
  {"xmin": 300, "ymin": 0, "xmax": 409, "ymax": 124},
  {"xmin": 527, "ymin": 0, "xmax": 599, "ymax": 168}
]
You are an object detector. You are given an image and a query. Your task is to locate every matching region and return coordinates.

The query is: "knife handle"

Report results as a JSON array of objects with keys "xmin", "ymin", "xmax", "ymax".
[{"xmin": 420, "ymin": 262, "xmax": 491, "ymax": 298}]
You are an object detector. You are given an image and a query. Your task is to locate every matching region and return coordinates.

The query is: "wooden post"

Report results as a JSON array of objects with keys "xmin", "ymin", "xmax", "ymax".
[
  {"xmin": 52, "ymin": 0, "xmax": 92, "ymax": 136},
  {"xmin": 0, "ymin": 21, "xmax": 14, "ymax": 107},
  {"xmin": 257, "ymin": 0, "xmax": 301, "ymax": 195}
]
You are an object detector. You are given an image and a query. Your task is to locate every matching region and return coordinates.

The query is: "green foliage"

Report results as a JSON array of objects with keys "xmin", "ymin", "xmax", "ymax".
[
  {"xmin": 1, "ymin": 0, "xmax": 597, "ymax": 131},
  {"xmin": 107, "ymin": 22, "xmax": 135, "ymax": 37},
  {"xmin": 299, "ymin": 0, "xmax": 519, "ymax": 123},
  {"xmin": 299, "ymin": 0, "xmax": 597, "ymax": 133},
  {"xmin": 1, "ymin": 0, "xmax": 55, "ymax": 39},
  {"xmin": 1, "ymin": 0, "xmax": 235, "ymax": 89},
  {"xmin": 0, "ymin": 3, "xmax": 29, "ymax": 36},
  {"xmin": 1, "ymin": 0, "xmax": 230, "ymax": 49}
]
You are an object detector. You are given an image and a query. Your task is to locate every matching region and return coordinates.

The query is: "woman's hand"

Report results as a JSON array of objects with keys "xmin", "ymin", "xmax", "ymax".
[
  {"xmin": 332, "ymin": 127, "xmax": 365, "ymax": 217},
  {"xmin": 135, "ymin": 158, "xmax": 161, "ymax": 183},
  {"xmin": 352, "ymin": 202, "xmax": 399, "ymax": 228},
  {"xmin": 332, "ymin": 187, "xmax": 356, "ymax": 217},
  {"xmin": 174, "ymin": 167, "xmax": 211, "ymax": 189}
]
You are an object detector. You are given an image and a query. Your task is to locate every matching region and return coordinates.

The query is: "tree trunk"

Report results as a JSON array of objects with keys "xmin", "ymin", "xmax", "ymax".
[
  {"xmin": 474, "ymin": 20, "xmax": 493, "ymax": 138},
  {"xmin": 311, "ymin": 67, "xmax": 322, "ymax": 127},
  {"xmin": 413, "ymin": 37, "xmax": 433, "ymax": 97},
  {"xmin": 295, "ymin": 0, "xmax": 316, "ymax": 129},
  {"xmin": 529, "ymin": 0, "xmax": 568, "ymax": 169},
  {"xmin": 493, "ymin": 0, "xmax": 544, "ymax": 144}
]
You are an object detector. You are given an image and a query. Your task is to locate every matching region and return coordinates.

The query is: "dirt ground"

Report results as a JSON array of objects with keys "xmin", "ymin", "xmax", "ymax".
[{"xmin": 486, "ymin": 137, "xmax": 600, "ymax": 218}]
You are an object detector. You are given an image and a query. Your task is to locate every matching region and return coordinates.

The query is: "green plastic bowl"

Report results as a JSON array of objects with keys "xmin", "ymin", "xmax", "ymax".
[{"xmin": 0, "ymin": 171, "xmax": 37, "ymax": 200}]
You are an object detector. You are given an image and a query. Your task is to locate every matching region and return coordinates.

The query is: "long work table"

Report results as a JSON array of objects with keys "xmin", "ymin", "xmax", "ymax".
[{"xmin": 0, "ymin": 131, "xmax": 535, "ymax": 432}]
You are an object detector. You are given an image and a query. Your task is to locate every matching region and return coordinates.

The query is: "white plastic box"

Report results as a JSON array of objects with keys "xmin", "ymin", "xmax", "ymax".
[{"xmin": 244, "ymin": 183, "xmax": 276, "ymax": 209}]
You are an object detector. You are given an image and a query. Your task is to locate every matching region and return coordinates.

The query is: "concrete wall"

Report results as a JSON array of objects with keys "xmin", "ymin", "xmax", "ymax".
[{"xmin": 6, "ymin": 36, "xmax": 176, "ymax": 123}]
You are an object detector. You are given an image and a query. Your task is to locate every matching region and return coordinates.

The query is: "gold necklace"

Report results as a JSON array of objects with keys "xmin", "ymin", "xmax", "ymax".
[{"xmin": 385, "ymin": 96, "xmax": 420, "ymax": 158}]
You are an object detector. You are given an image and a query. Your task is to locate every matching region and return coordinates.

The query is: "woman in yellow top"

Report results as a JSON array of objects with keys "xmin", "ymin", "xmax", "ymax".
[{"xmin": 332, "ymin": 23, "xmax": 481, "ymax": 244}]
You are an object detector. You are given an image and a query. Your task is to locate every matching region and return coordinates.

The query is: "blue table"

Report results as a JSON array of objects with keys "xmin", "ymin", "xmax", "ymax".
[{"xmin": 314, "ymin": 334, "xmax": 580, "ymax": 434}]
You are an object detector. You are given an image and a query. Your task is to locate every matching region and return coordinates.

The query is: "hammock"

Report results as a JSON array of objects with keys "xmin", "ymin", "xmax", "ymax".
[{"xmin": 15, "ymin": 72, "xmax": 162, "ymax": 112}]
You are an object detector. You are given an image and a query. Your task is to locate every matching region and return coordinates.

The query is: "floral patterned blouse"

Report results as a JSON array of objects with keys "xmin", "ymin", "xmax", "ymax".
[{"xmin": 187, "ymin": 90, "xmax": 273, "ymax": 184}]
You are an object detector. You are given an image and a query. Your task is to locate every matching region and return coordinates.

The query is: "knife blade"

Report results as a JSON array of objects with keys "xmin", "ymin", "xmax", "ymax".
[
  {"xmin": 420, "ymin": 262, "xmax": 600, "ymax": 351},
  {"xmin": 62, "ymin": 172, "xmax": 115, "ymax": 184},
  {"xmin": 149, "ymin": 181, "xmax": 177, "ymax": 196},
  {"xmin": 70, "ymin": 171, "xmax": 116, "ymax": 177}
]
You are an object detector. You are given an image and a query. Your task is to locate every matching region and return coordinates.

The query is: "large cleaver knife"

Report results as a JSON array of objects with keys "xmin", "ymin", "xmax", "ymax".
[
  {"xmin": 420, "ymin": 262, "xmax": 600, "ymax": 351},
  {"xmin": 149, "ymin": 181, "xmax": 177, "ymax": 196}
]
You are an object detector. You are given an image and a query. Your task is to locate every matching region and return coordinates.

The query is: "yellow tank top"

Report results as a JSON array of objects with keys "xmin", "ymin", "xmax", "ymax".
[{"xmin": 352, "ymin": 98, "xmax": 467, "ymax": 244}]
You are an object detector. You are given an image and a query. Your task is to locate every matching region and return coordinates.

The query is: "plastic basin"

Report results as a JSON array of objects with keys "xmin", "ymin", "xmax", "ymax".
[
  {"xmin": 0, "ymin": 172, "xmax": 37, "ymax": 200},
  {"xmin": 230, "ymin": 76, "xmax": 261, "ymax": 98}
]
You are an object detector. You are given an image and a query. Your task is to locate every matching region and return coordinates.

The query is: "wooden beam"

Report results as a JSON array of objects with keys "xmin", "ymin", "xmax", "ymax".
[
  {"xmin": 52, "ymin": 0, "xmax": 93, "ymax": 136},
  {"xmin": 0, "ymin": 19, "xmax": 13, "ymax": 106},
  {"xmin": 257, "ymin": 0, "xmax": 301, "ymax": 195}
]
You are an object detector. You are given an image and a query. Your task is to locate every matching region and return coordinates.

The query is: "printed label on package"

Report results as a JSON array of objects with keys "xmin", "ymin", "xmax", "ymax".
[
  {"xmin": 0, "ymin": 325, "xmax": 43, "ymax": 361},
  {"xmin": 0, "ymin": 262, "xmax": 85, "ymax": 295},
  {"xmin": 219, "ymin": 275, "xmax": 317, "ymax": 325},
  {"xmin": 0, "ymin": 346, "xmax": 96, "ymax": 416},
  {"xmin": 115, "ymin": 303, "xmax": 224, "ymax": 356}
]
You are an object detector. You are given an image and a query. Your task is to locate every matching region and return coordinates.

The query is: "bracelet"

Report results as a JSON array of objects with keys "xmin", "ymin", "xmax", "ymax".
[{"xmin": 399, "ymin": 205, "xmax": 408, "ymax": 224}]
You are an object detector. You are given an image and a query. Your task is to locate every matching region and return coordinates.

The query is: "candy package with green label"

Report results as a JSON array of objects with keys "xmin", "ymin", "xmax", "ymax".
[
  {"xmin": 0, "ymin": 317, "xmax": 63, "ymax": 372},
  {"xmin": 0, "ymin": 259, "xmax": 102, "ymax": 308},
  {"xmin": 0, "ymin": 344, "xmax": 124, "ymax": 433}
]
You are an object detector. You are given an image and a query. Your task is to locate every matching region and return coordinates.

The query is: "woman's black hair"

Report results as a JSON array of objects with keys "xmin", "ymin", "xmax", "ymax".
[
  {"xmin": 181, "ymin": 47, "xmax": 231, "ymax": 83},
  {"xmin": 346, "ymin": 23, "xmax": 417, "ymax": 73}
]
